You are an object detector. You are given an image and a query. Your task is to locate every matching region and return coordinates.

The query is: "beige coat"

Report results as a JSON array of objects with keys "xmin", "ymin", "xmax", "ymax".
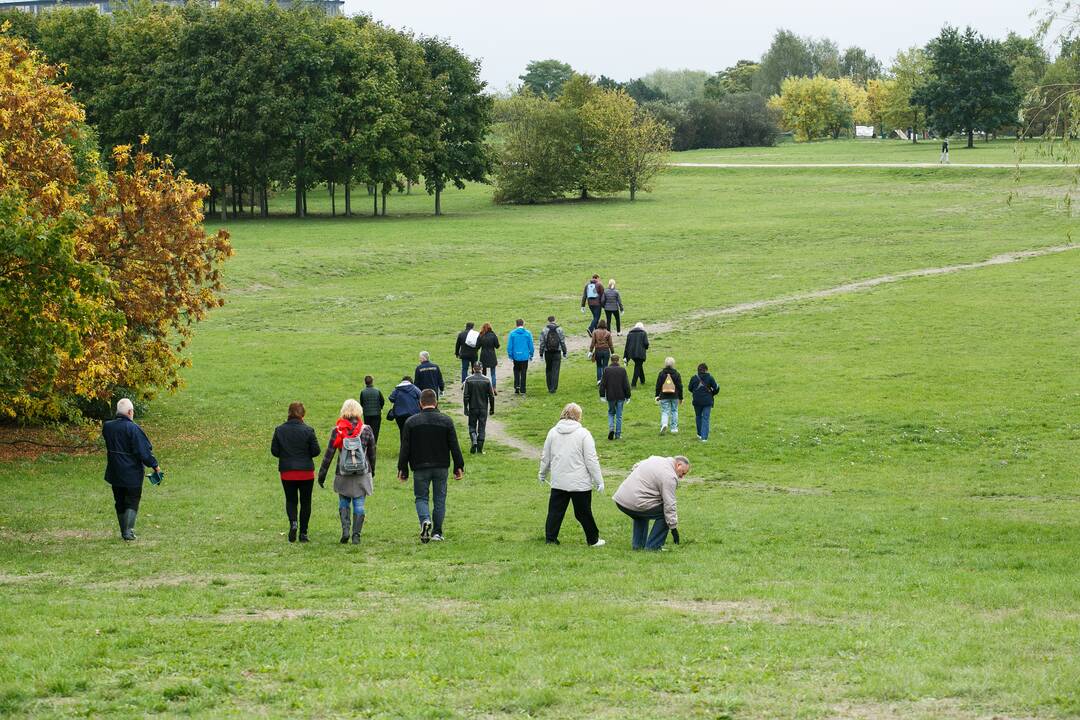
[{"xmin": 612, "ymin": 456, "xmax": 679, "ymax": 528}]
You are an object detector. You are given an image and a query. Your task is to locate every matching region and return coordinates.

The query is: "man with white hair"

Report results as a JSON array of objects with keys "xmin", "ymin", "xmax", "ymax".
[
  {"xmin": 612, "ymin": 455, "xmax": 690, "ymax": 551},
  {"xmin": 413, "ymin": 351, "xmax": 445, "ymax": 398},
  {"xmin": 102, "ymin": 398, "xmax": 160, "ymax": 541}
]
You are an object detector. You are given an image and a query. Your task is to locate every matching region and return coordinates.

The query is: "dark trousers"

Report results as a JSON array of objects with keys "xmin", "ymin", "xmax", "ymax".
[
  {"xmin": 544, "ymin": 353, "xmax": 562, "ymax": 393},
  {"xmin": 630, "ymin": 359, "xmax": 646, "ymax": 387},
  {"xmin": 468, "ymin": 411, "xmax": 488, "ymax": 446},
  {"xmin": 545, "ymin": 489, "xmax": 600, "ymax": 545},
  {"xmin": 513, "ymin": 360, "xmax": 529, "ymax": 394},
  {"xmin": 363, "ymin": 415, "xmax": 382, "ymax": 444},
  {"xmin": 616, "ymin": 503, "xmax": 669, "ymax": 550},
  {"xmin": 111, "ymin": 484, "xmax": 142, "ymax": 514},
  {"xmin": 281, "ymin": 479, "xmax": 314, "ymax": 532},
  {"xmin": 396, "ymin": 414, "xmax": 412, "ymax": 437},
  {"xmin": 605, "ymin": 309, "xmax": 621, "ymax": 334},
  {"xmin": 588, "ymin": 305, "xmax": 601, "ymax": 333}
]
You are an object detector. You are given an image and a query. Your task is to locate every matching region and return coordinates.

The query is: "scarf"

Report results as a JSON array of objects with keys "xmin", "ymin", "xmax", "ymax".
[{"xmin": 332, "ymin": 417, "xmax": 363, "ymax": 449}]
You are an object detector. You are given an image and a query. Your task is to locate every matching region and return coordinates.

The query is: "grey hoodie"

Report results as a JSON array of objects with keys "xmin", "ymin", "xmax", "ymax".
[{"xmin": 538, "ymin": 419, "xmax": 604, "ymax": 493}]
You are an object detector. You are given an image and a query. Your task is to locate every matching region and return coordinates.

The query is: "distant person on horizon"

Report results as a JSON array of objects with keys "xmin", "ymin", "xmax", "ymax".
[
  {"xmin": 581, "ymin": 273, "xmax": 605, "ymax": 335},
  {"xmin": 940, "ymin": 137, "xmax": 950, "ymax": 164},
  {"xmin": 455, "ymin": 322, "xmax": 480, "ymax": 384},
  {"xmin": 538, "ymin": 403, "xmax": 606, "ymax": 547},
  {"xmin": 507, "ymin": 318, "xmax": 535, "ymax": 395},
  {"xmin": 688, "ymin": 363, "xmax": 720, "ymax": 442},
  {"xmin": 599, "ymin": 355, "xmax": 631, "ymax": 441},
  {"xmin": 655, "ymin": 357, "xmax": 683, "ymax": 435},
  {"xmin": 359, "ymin": 376, "xmax": 385, "ymax": 443},
  {"xmin": 462, "ymin": 363, "xmax": 495, "ymax": 454},
  {"xmin": 613, "ymin": 455, "xmax": 690, "ymax": 551},
  {"xmin": 388, "ymin": 376, "xmax": 422, "ymax": 437},
  {"xmin": 398, "ymin": 389, "xmax": 465, "ymax": 543},
  {"xmin": 476, "ymin": 322, "xmax": 501, "ymax": 392},
  {"xmin": 603, "ymin": 279, "xmax": 624, "ymax": 335},
  {"xmin": 271, "ymin": 402, "xmax": 321, "ymax": 542},
  {"xmin": 539, "ymin": 315, "xmax": 568, "ymax": 394},
  {"xmin": 589, "ymin": 319, "xmax": 615, "ymax": 382},
  {"xmin": 318, "ymin": 399, "xmax": 376, "ymax": 545},
  {"xmin": 414, "ymin": 351, "xmax": 445, "ymax": 398},
  {"xmin": 623, "ymin": 322, "xmax": 650, "ymax": 388},
  {"xmin": 102, "ymin": 398, "xmax": 160, "ymax": 541}
]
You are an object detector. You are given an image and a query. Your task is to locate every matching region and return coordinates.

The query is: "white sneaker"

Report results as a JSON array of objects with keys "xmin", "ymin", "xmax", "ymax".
[
  {"xmin": 432, "ymin": 533, "xmax": 444, "ymax": 542},
  {"xmin": 660, "ymin": 424, "xmax": 668, "ymax": 435},
  {"xmin": 591, "ymin": 538, "xmax": 606, "ymax": 547},
  {"xmin": 671, "ymin": 429, "xmax": 678, "ymax": 434}
]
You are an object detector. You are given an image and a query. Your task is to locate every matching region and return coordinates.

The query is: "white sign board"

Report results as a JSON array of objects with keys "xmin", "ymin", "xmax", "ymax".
[{"xmin": 855, "ymin": 125, "xmax": 875, "ymax": 138}]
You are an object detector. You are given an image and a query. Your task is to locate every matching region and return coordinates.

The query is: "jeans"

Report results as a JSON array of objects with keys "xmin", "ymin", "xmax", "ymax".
[
  {"xmin": 482, "ymin": 364, "xmax": 496, "ymax": 390},
  {"xmin": 459, "ymin": 357, "xmax": 474, "ymax": 384},
  {"xmin": 282, "ymin": 479, "xmax": 314, "ymax": 532},
  {"xmin": 338, "ymin": 494, "xmax": 366, "ymax": 514},
  {"xmin": 468, "ymin": 411, "xmax": 488, "ymax": 446},
  {"xmin": 604, "ymin": 309, "xmax": 621, "ymax": 334},
  {"xmin": 695, "ymin": 404, "xmax": 712, "ymax": 440},
  {"xmin": 659, "ymin": 398, "xmax": 679, "ymax": 432},
  {"xmin": 545, "ymin": 489, "xmax": 600, "ymax": 544},
  {"xmin": 630, "ymin": 359, "xmax": 645, "ymax": 387},
  {"xmin": 544, "ymin": 353, "xmax": 562, "ymax": 393},
  {"xmin": 512, "ymin": 360, "xmax": 529, "ymax": 394},
  {"xmin": 588, "ymin": 305, "xmax": 601, "ymax": 333},
  {"xmin": 616, "ymin": 503, "xmax": 669, "ymax": 550},
  {"xmin": 413, "ymin": 467, "xmax": 448, "ymax": 534},
  {"xmin": 363, "ymin": 415, "xmax": 382, "ymax": 444},
  {"xmin": 111, "ymin": 484, "xmax": 142, "ymax": 514},
  {"xmin": 594, "ymin": 349, "xmax": 610, "ymax": 382},
  {"xmin": 607, "ymin": 400, "xmax": 625, "ymax": 437}
]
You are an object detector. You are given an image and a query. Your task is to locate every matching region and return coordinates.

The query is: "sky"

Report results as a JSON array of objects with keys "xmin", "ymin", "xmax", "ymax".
[{"xmin": 343, "ymin": 0, "xmax": 1045, "ymax": 91}]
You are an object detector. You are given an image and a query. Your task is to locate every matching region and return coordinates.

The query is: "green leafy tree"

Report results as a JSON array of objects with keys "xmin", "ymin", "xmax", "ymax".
[
  {"xmin": 808, "ymin": 37, "xmax": 841, "ymax": 78},
  {"xmin": 754, "ymin": 29, "xmax": 814, "ymax": 96},
  {"xmin": 580, "ymin": 89, "xmax": 672, "ymax": 200},
  {"xmin": 638, "ymin": 67, "xmax": 710, "ymax": 102},
  {"xmin": 519, "ymin": 58, "xmax": 573, "ymax": 98},
  {"xmin": 914, "ymin": 26, "xmax": 1019, "ymax": 147},
  {"xmin": 705, "ymin": 60, "xmax": 758, "ymax": 99},
  {"xmin": 840, "ymin": 46, "xmax": 882, "ymax": 84},
  {"xmin": 884, "ymin": 46, "xmax": 931, "ymax": 142},
  {"xmin": 492, "ymin": 94, "xmax": 579, "ymax": 203}
]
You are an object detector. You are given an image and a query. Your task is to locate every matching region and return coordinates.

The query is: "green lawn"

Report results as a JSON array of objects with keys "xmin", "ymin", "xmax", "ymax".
[
  {"xmin": 673, "ymin": 138, "xmax": 1064, "ymax": 165},
  {"xmin": 2, "ymin": 155, "xmax": 1078, "ymax": 719}
]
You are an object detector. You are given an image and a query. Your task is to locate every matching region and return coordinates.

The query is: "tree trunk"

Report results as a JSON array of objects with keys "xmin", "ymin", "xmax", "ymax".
[
  {"xmin": 373, "ymin": 190, "xmax": 378, "ymax": 217},
  {"xmin": 381, "ymin": 188, "xmax": 387, "ymax": 216},
  {"xmin": 220, "ymin": 184, "xmax": 227, "ymax": 222},
  {"xmin": 295, "ymin": 141, "xmax": 306, "ymax": 219},
  {"xmin": 345, "ymin": 181, "xmax": 351, "ymax": 216},
  {"xmin": 434, "ymin": 186, "xmax": 441, "ymax": 216},
  {"xmin": 967, "ymin": 128, "xmax": 974, "ymax": 148},
  {"xmin": 261, "ymin": 184, "xmax": 268, "ymax": 218},
  {"xmin": 330, "ymin": 181, "xmax": 336, "ymax": 217},
  {"xmin": 580, "ymin": 186, "xmax": 588, "ymax": 200},
  {"xmin": 407, "ymin": 178, "xmax": 412, "ymax": 195},
  {"xmin": 303, "ymin": 187, "xmax": 308, "ymax": 217},
  {"xmin": 629, "ymin": 179, "xmax": 636, "ymax": 201}
]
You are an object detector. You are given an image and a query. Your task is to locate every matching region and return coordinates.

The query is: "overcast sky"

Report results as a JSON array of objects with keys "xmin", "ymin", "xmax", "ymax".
[{"xmin": 343, "ymin": 1, "xmax": 1045, "ymax": 91}]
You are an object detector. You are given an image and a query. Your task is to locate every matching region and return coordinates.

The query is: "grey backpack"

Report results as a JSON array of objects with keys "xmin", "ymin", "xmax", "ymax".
[{"xmin": 339, "ymin": 433, "xmax": 368, "ymax": 476}]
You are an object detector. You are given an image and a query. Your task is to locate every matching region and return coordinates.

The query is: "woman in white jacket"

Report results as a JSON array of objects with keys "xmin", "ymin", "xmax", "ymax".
[{"xmin": 538, "ymin": 403, "xmax": 606, "ymax": 546}]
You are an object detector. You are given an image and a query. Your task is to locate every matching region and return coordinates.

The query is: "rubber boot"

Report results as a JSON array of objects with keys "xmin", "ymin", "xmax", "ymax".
[
  {"xmin": 351, "ymin": 513, "xmax": 364, "ymax": 544},
  {"xmin": 116, "ymin": 511, "xmax": 125, "ymax": 540},
  {"xmin": 339, "ymin": 507, "xmax": 350, "ymax": 544},
  {"xmin": 477, "ymin": 440, "xmax": 484, "ymax": 455},
  {"xmin": 288, "ymin": 521, "xmax": 298, "ymax": 543},
  {"xmin": 122, "ymin": 509, "xmax": 137, "ymax": 541}
]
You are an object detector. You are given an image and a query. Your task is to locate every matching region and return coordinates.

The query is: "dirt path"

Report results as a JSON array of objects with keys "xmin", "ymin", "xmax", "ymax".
[
  {"xmin": 671, "ymin": 162, "xmax": 1072, "ymax": 169},
  {"xmin": 445, "ymin": 244, "xmax": 1078, "ymax": 464}
]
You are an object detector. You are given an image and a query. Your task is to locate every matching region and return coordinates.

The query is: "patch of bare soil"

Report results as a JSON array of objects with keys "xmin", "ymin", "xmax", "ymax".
[
  {"xmin": 654, "ymin": 598, "xmax": 817, "ymax": 625},
  {"xmin": 829, "ymin": 698, "xmax": 1042, "ymax": 720},
  {"xmin": 0, "ymin": 424, "xmax": 100, "ymax": 461}
]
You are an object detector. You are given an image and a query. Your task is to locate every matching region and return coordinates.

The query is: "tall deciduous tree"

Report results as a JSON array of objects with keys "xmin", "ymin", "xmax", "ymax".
[
  {"xmin": 754, "ymin": 29, "xmax": 814, "ymax": 96},
  {"xmin": 492, "ymin": 94, "xmax": 579, "ymax": 203},
  {"xmin": 885, "ymin": 46, "xmax": 931, "ymax": 142},
  {"xmin": 772, "ymin": 76, "xmax": 852, "ymax": 141},
  {"xmin": 519, "ymin": 58, "xmax": 573, "ymax": 98},
  {"xmin": 840, "ymin": 46, "xmax": 882, "ymax": 84},
  {"xmin": 581, "ymin": 89, "xmax": 672, "ymax": 200}
]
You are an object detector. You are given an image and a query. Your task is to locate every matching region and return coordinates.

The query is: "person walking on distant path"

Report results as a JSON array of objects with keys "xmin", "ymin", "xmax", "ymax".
[
  {"xmin": 271, "ymin": 402, "xmax": 321, "ymax": 542},
  {"xmin": 589, "ymin": 319, "xmax": 615, "ymax": 383},
  {"xmin": 603, "ymin": 279, "xmax": 624, "ymax": 335},
  {"xmin": 388, "ymin": 376, "xmax": 422, "ymax": 437},
  {"xmin": 623, "ymin": 322, "xmax": 650, "ymax": 388},
  {"xmin": 318, "ymin": 399, "xmax": 376, "ymax": 545},
  {"xmin": 414, "ymin": 351, "xmax": 445, "ymax": 398},
  {"xmin": 455, "ymin": 322, "xmax": 480, "ymax": 384},
  {"xmin": 940, "ymin": 137, "xmax": 950, "ymax": 164},
  {"xmin": 688, "ymin": 362, "xmax": 720, "ymax": 442},
  {"xmin": 655, "ymin": 357, "xmax": 683, "ymax": 435},
  {"xmin": 599, "ymin": 355, "xmax": 631, "ymax": 440},
  {"xmin": 359, "ymin": 376, "xmax": 385, "ymax": 443},
  {"xmin": 581, "ymin": 273, "xmax": 605, "ymax": 335},
  {"xmin": 539, "ymin": 315, "xmax": 568, "ymax": 394},
  {"xmin": 507, "ymin": 318, "xmax": 535, "ymax": 395},
  {"xmin": 462, "ymin": 363, "xmax": 495, "ymax": 454},
  {"xmin": 538, "ymin": 403, "xmax": 606, "ymax": 547},
  {"xmin": 397, "ymin": 389, "xmax": 465, "ymax": 543},
  {"xmin": 613, "ymin": 455, "xmax": 690, "ymax": 551},
  {"xmin": 102, "ymin": 398, "xmax": 160, "ymax": 541},
  {"xmin": 477, "ymin": 322, "xmax": 501, "ymax": 392}
]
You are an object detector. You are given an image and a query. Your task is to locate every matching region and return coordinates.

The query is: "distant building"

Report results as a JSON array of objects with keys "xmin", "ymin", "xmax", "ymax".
[{"xmin": 0, "ymin": 0, "xmax": 344, "ymax": 16}]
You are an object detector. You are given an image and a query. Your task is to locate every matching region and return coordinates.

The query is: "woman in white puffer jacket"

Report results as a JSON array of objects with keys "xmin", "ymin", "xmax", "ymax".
[{"xmin": 538, "ymin": 403, "xmax": 606, "ymax": 546}]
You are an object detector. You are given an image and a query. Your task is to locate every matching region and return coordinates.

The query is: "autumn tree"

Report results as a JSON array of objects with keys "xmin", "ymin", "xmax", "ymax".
[
  {"xmin": 883, "ymin": 47, "xmax": 931, "ymax": 141},
  {"xmin": 772, "ymin": 76, "xmax": 853, "ymax": 141},
  {"xmin": 581, "ymin": 89, "xmax": 672, "ymax": 200}
]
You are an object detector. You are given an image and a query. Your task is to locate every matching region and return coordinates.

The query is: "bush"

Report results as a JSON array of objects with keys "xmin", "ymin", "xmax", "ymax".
[{"xmin": 645, "ymin": 93, "xmax": 778, "ymax": 150}]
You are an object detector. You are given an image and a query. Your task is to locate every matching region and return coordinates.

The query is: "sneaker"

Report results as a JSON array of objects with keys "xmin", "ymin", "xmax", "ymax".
[
  {"xmin": 590, "ymin": 538, "xmax": 607, "ymax": 547},
  {"xmin": 431, "ymin": 533, "xmax": 444, "ymax": 542},
  {"xmin": 420, "ymin": 520, "xmax": 433, "ymax": 544},
  {"xmin": 608, "ymin": 430, "xmax": 615, "ymax": 440},
  {"xmin": 660, "ymin": 424, "xmax": 668, "ymax": 435},
  {"xmin": 615, "ymin": 434, "xmax": 621, "ymax": 440},
  {"xmin": 699, "ymin": 437, "xmax": 707, "ymax": 442},
  {"xmin": 670, "ymin": 429, "xmax": 678, "ymax": 435}
]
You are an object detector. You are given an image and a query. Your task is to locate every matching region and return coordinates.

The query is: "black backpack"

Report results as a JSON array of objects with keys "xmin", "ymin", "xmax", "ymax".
[{"xmin": 545, "ymin": 324, "xmax": 562, "ymax": 352}]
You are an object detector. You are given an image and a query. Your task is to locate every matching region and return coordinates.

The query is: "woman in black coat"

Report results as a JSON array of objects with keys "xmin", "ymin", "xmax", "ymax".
[
  {"xmin": 271, "ymin": 402, "xmax": 321, "ymax": 542},
  {"xmin": 622, "ymin": 322, "xmax": 650, "ymax": 387},
  {"xmin": 477, "ymin": 322, "xmax": 501, "ymax": 393}
]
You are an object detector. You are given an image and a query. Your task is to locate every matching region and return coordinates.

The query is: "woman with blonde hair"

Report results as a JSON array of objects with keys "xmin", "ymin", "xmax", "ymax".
[
  {"xmin": 318, "ymin": 399, "xmax": 376, "ymax": 544},
  {"xmin": 602, "ymin": 279, "xmax": 624, "ymax": 334},
  {"xmin": 538, "ymin": 403, "xmax": 606, "ymax": 547}
]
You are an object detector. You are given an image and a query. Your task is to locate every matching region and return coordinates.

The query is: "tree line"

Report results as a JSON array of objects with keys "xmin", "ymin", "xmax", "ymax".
[{"xmin": 1, "ymin": 0, "xmax": 493, "ymax": 219}]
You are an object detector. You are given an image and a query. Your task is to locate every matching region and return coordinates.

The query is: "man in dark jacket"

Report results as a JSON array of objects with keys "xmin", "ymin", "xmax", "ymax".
[
  {"xmin": 462, "ymin": 363, "xmax": 495, "ymax": 454},
  {"xmin": 580, "ymin": 274, "xmax": 605, "ymax": 335},
  {"xmin": 359, "ymin": 375, "xmax": 385, "ymax": 443},
  {"xmin": 414, "ymin": 351, "xmax": 445, "ymax": 397},
  {"xmin": 398, "ymin": 389, "xmax": 465, "ymax": 543},
  {"xmin": 538, "ymin": 315, "xmax": 568, "ymax": 394},
  {"xmin": 454, "ymin": 322, "xmax": 480, "ymax": 384},
  {"xmin": 102, "ymin": 398, "xmax": 160, "ymax": 541},
  {"xmin": 599, "ymin": 355, "xmax": 632, "ymax": 440},
  {"xmin": 623, "ymin": 322, "xmax": 650, "ymax": 387}
]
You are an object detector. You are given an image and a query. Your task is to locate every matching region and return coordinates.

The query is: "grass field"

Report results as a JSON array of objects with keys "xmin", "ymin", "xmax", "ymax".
[
  {"xmin": 674, "ymin": 138, "xmax": 1066, "ymax": 165},
  {"xmin": 2, "ymin": 146, "xmax": 1079, "ymax": 719}
]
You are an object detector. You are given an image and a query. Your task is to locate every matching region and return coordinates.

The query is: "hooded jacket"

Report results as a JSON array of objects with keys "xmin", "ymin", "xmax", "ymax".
[
  {"xmin": 538, "ymin": 419, "xmax": 604, "ymax": 493},
  {"xmin": 506, "ymin": 326, "xmax": 535, "ymax": 362},
  {"xmin": 389, "ymin": 381, "xmax": 422, "ymax": 417}
]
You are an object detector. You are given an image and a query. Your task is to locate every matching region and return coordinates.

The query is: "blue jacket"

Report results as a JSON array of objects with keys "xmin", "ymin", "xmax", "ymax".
[
  {"xmin": 413, "ymin": 361, "xmax": 445, "ymax": 394},
  {"xmin": 389, "ymin": 382, "xmax": 422, "ymax": 417},
  {"xmin": 102, "ymin": 414, "xmax": 158, "ymax": 488},
  {"xmin": 506, "ymin": 327, "xmax": 534, "ymax": 361},
  {"xmin": 688, "ymin": 372, "xmax": 719, "ymax": 407}
]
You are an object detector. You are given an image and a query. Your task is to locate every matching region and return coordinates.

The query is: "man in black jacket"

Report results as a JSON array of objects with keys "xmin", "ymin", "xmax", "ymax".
[
  {"xmin": 102, "ymin": 398, "xmax": 160, "ymax": 541},
  {"xmin": 599, "ymin": 355, "xmax": 632, "ymax": 440},
  {"xmin": 359, "ymin": 375, "xmax": 385, "ymax": 442},
  {"xmin": 414, "ymin": 351, "xmax": 445, "ymax": 397},
  {"xmin": 398, "ymin": 389, "xmax": 465, "ymax": 543},
  {"xmin": 454, "ymin": 322, "xmax": 480, "ymax": 384},
  {"xmin": 538, "ymin": 315, "xmax": 568, "ymax": 394},
  {"xmin": 462, "ymin": 363, "xmax": 495, "ymax": 455}
]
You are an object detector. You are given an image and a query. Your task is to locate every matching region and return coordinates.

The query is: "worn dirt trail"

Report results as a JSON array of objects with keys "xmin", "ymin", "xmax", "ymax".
[{"xmin": 444, "ymin": 244, "xmax": 1078, "ymax": 466}]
